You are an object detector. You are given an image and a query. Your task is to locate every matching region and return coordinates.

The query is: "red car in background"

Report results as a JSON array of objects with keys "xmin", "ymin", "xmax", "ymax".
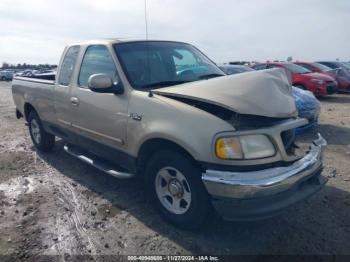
[
  {"xmin": 294, "ymin": 61, "xmax": 350, "ymax": 92},
  {"xmin": 251, "ymin": 62, "xmax": 338, "ymax": 97}
]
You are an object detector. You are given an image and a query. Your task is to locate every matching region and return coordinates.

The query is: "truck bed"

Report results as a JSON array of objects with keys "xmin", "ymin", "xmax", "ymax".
[{"xmin": 12, "ymin": 76, "xmax": 56, "ymax": 123}]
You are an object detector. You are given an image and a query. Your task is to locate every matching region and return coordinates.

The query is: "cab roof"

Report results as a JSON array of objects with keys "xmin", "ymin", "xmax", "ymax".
[{"xmin": 68, "ymin": 38, "xmax": 188, "ymax": 47}]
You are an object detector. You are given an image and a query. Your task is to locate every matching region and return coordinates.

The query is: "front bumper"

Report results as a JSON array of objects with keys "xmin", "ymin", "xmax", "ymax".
[
  {"xmin": 202, "ymin": 134, "xmax": 327, "ymax": 220},
  {"xmin": 311, "ymin": 82, "xmax": 338, "ymax": 96}
]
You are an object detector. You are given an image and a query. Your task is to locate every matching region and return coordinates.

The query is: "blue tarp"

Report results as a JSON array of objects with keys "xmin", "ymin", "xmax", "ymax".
[{"xmin": 292, "ymin": 86, "xmax": 320, "ymax": 134}]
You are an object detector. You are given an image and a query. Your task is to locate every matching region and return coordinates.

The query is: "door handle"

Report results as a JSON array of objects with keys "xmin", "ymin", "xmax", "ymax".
[{"xmin": 70, "ymin": 97, "xmax": 80, "ymax": 106}]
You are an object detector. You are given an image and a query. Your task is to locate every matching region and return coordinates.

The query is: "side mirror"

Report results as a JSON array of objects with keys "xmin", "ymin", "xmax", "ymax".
[{"xmin": 88, "ymin": 74, "xmax": 124, "ymax": 94}]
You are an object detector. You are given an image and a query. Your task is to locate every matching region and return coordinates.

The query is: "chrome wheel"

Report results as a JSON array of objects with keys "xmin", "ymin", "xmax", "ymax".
[
  {"xmin": 155, "ymin": 167, "xmax": 192, "ymax": 215},
  {"xmin": 30, "ymin": 119, "xmax": 41, "ymax": 144}
]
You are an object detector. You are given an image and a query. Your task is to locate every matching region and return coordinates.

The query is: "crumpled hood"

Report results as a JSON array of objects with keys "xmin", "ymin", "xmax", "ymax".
[{"xmin": 154, "ymin": 68, "xmax": 298, "ymax": 118}]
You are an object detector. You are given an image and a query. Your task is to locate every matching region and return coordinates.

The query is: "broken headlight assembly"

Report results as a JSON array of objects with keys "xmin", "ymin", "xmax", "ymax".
[{"xmin": 215, "ymin": 134, "xmax": 276, "ymax": 160}]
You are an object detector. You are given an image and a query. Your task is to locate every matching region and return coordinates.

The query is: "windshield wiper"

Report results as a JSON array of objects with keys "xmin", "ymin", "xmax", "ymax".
[
  {"xmin": 197, "ymin": 73, "xmax": 225, "ymax": 80},
  {"xmin": 142, "ymin": 80, "xmax": 190, "ymax": 89}
]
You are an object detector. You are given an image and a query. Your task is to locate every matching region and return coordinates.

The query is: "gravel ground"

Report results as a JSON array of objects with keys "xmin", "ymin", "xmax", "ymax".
[{"xmin": 0, "ymin": 81, "xmax": 350, "ymax": 260}]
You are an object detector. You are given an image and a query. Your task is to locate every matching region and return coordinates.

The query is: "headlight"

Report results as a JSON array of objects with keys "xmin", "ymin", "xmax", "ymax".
[
  {"xmin": 311, "ymin": 79, "xmax": 325, "ymax": 84},
  {"xmin": 215, "ymin": 135, "xmax": 276, "ymax": 160}
]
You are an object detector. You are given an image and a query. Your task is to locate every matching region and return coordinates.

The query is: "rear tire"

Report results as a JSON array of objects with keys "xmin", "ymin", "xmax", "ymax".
[
  {"xmin": 28, "ymin": 111, "xmax": 55, "ymax": 152},
  {"xmin": 145, "ymin": 150, "xmax": 210, "ymax": 230}
]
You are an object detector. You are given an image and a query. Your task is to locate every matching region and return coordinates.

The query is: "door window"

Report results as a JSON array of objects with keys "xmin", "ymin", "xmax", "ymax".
[
  {"xmin": 78, "ymin": 45, "xmax": 118, "ymax": 88},
  {"xmin": 58, "ymin": 46, "xmax": 80, "ymax": 86},
  {"xmin": 298, "ymin": 63, "xmax": 313, "ymax": 71},
  {"xmin": 267, "ymin": 64, "xmax": 279, "ymax": 69},
  {"xmin": 252, "ymin": 64, "xmax": 267, "ymax": 70}
]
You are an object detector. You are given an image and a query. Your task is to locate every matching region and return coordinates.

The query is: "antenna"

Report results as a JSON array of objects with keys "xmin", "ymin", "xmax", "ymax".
[{"xmin": 144, "ymin": 0, "xmax": 149, "ymax": 39}]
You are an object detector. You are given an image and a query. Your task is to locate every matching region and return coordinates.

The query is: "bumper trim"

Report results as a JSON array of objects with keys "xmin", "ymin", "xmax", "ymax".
[
  {"xmin": 202, "ymin": 133, "xmax": 327, "ymax": 199},
  {"xmin": 211, "ymin": 171, "xmax": 327, "ymax": 221}
]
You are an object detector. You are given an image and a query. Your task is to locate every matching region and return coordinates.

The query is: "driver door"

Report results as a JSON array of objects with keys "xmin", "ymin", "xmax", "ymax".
[{"xmin": 70, "ymin": 45, "xmax": 129, "ymax": 151}]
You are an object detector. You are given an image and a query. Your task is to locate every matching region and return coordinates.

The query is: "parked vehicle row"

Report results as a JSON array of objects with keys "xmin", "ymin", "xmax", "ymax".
[
  {"xmin": 295, "ymin": 62, "xmax": 350, "ymax": 92},
  {"xmin": 0, "ymin": 70, "xmax": 14, "ymax": 81},
  {"xmin": 0, "ymin": 68, "xmax": 56, "ymax": 81},
  {"xmin": 14, "ymin": 68, "xmax": 56, "ymax": 77},
  {"xmin": 249, "ymin": 61, "xmax": 350, "ymax": 96},
  {"xmin": 251, "ymin": 62, "xmax": 338, "ymax": 96}
]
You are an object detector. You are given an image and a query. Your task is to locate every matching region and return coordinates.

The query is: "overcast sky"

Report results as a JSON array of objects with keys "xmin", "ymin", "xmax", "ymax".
[{"xmin": 0, "ymin": 0, "xmax": 349, "ymax": 64}]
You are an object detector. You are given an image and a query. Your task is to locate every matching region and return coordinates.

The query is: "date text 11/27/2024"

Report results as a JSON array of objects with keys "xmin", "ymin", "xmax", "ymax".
[{"xmin": 127, "ymin": 255, "xmax": 220, "ymax": 261}]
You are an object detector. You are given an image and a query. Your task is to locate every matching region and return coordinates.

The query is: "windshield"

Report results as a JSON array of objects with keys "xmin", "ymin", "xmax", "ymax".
[
  {"xmin": 220, "ymin": 65, "xmax": 253, "ymax": 75},
  {"xmin": 340, "ymin": 62, "xmax": 350, "ymax": 70},
  {"xmin": 283, "ymin": 63, "xmax": 311, "ymax": 74},
  {"xmin": 114, "ymin": 41, "xmax": 224, "ymax": 89},
  {"xmin": 320, "ymin": 61, "xmax": 350, "ymax": 70},
  {"xmin": 312, "ymin": 62, "xmax": 332, "ymax": 71}
]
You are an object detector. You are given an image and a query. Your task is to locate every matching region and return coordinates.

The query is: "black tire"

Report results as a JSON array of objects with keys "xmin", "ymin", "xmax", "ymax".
[
  {"xmin": 28, "ymin": 111, "xmax": 55, "ymax": 152},
  {"xmin": 145, "ymin": 150, "xmax": 210, "ymax": 230},
  {"xmin": 1, "ymin": 77, "xmax": 6, "ymax": 81}
]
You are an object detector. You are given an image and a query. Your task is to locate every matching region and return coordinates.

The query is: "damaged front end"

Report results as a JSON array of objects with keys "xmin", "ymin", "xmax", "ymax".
[
  {"xmin": 156, "ymin": 94, "xmax": 292, "ymax": 130},
  {"xmin": 153, "ymin": 69, "xmax": 321, "ymax": 165},
  {"xmin": 196, "ymin": 103, "xmax": 328, "ymax": 220},
  {"xmin": 202, "ymin": 132, "xmax": 327, "ymax": 221},
  {"xmin": 153, "ymin": 68, "xmax": 327, "ymax": 220},
  {"xmin": 156, "ymin": 92, "xmax": 311, "ymax": 165}
]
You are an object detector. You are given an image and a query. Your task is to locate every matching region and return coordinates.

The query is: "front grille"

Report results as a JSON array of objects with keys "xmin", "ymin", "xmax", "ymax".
[
  {"xmin": 327, "ymin": 86, "xmax": 338, "ymax": 94},
  {"xmin": 281, "ymin": 129, "xmax": 296, "ymax": 155}
]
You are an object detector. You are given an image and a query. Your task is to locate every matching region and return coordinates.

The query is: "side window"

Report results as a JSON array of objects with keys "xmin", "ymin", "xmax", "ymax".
[
  {"xmin": 267, "ymin": 64, "xmax": 278, "ymax": 69},
  {"xmin": 299, "ymin": 63, "xmax": 312, "ymax": 70},
  {"xmin": 78, "ymin": 45, "xmax": 118, "ymax": 87},
  {"xmin": 321, "ymin": 62, "xmax": 335, "ymax": 69},
  {"xmin": 58, "ymin": 46, "xmax": 80, "ymax": 86},
  {"xmin": 252, "ymin": 64, "xmax": 266, "ymax": 70}
]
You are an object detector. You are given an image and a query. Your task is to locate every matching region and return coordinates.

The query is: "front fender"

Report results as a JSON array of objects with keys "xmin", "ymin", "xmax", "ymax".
[{"xmin": 126, "ymin": 91, "xmax": 233, "ymax": 162}]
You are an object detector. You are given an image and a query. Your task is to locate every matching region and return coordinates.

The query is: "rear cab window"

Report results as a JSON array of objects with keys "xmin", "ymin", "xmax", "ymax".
[{"xmin": 58, "ymin": 46, "xmax": 80, "ymax": 86}]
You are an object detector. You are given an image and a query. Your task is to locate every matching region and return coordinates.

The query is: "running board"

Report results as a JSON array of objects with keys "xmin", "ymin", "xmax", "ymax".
[{"xmin": 63, "ymin": 144, "xmax": 135, "ymax": 179}]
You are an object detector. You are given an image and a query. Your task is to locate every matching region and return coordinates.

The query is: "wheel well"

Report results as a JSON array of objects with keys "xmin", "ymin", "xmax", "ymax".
[
  {"xmin": 137, "ymin": 138, "xmax": 197, "ymax": 176},
  {"xmin": 24, "ymin": 103, "xmax": 36, "ymax": 121}
]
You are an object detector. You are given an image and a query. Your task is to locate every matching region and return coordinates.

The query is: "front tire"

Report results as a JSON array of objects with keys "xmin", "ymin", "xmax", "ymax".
[
  {"xmin": 145, "ymin": 150, "xmax": 210, "ymax": 229},
  {"xmin": 28, "ymin": 111, "xmax": 55, "ymax": 152}
]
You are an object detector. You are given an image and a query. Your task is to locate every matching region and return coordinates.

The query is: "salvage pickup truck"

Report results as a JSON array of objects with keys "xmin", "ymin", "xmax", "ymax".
[{"xmin": 12, "ymin": 39, "xmax": 327, "ymax": 229}]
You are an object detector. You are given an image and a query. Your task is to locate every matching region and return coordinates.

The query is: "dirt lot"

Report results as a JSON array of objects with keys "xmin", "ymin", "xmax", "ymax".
[{"xmin": 0, "ymin": 80, "xmax": 350, "ymax": 260}]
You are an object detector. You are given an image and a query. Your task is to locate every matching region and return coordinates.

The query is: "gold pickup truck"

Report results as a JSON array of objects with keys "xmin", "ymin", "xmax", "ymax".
[{"xmin": 12, "ymin": 39, "xmax": 327, "ymax": 229}]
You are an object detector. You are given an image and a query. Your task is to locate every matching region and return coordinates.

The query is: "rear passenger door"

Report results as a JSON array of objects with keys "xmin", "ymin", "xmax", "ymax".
[{"xmin": 70, "ymin": 45, "xmax": 129, "ymax": 151}]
